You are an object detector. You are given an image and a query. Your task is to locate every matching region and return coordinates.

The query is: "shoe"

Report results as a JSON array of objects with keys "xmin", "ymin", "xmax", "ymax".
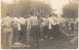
[
  {"xmin": 49, "ymin": 37, "xmax": 54, "ymax": 40},
  {"xmin": 13, "ymin": 42, "xmax": 26, "ymax": 47},
  {"xmin": 40, "ymin": 38, "xmax": 44, "ymax": 41},
  {"xmin": 14, "ymin": 42, "xmax": 23, "ymax": 45},
  {"xmin": 8, "ymin": 41, "xmax": 12, "ymax": 46},
  {"xmin": 26, "ymin": 44, "xmax": 32, "ymax": 48},
  {"xmin": 44, "ymin": 36, "xmax": 48, "ymax": 38}
]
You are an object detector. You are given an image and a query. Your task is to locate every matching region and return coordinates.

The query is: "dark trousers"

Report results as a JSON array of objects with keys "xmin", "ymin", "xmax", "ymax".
[
  {"xmin": 13, "ymin": 29, "xmax": 21, "ymax": 42},
  {"xmin": 31, "ymin": 25, "xmax": 40, "ymax": 48},
  {"xmin": 26, "ymin": 26, "xmax": 31, "ymax": 44},
  {"xmin": 42, "ymin": 25, "xmax": 49, "ymax": 38},
  {"xmin": 13, "ymin": 24, "xmax": 26, "ymax": 43},
  {"xmin": 13, "ymin": 27, "xmax": 17, "ymax": 43},
  {"xmin": 40, "ymin": 25, "xmax": 60, "ymax": 39},
  {"xmin": 40, "ymin": 25, "xmax": 51, "ymax": 39},
  {"xmin": 20, "ymin": 24, "xmax": 26, "ymax": 43},
  {"xmin": 50, "ymin": 25, "xmax": 60, "ymax": 38}
]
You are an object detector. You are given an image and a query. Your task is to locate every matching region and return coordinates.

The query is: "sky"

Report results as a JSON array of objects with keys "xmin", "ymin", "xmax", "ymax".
[
  {"xmin": 2, "ymin": 0, "xmax": 15, "ymax": 4},
  {"xmin": 2, "ymin": 0, "xmax": 70, "ymax": 15},
  {"xmin": 48, "ymin": 0, "xmax": 69, "ymax": 15}
]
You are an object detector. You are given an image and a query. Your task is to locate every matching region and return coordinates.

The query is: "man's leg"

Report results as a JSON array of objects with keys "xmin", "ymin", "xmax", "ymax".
[
  {"xmin": 32, "ymin": 26, "xmax": 40, "ymax": 48},
  {"xmin": 40, "ymin": 26, "xmax": 45, "ymax": 40},
  {"xmin": 8, "ymin": 31, "xmax": 13, "ymax": 46},
  {"xmin": 25, "ymin": 26, "xmax": 32, "ymax": 48},
  {"xmin": 44, "ymin": 26, "xmax": 49, "ymax": 39}
]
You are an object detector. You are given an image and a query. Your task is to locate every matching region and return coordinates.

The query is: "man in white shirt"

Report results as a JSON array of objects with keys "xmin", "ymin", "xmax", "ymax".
[
  {"xmin": 12, "ymin": 16, "xmax": 26, "ymax": 46},
  {"xmin": 24, "ymin": 16, "xmax": 37, "ymax": 48},
  {"xmin": 2, "ymin": 16, "xmax": 13, "ymax": 47},
  {"xmin": 26, "ymin": 16, "xmax": 40, "ymax": 48},
  {"xmin": 40, "ymin": 17, "xmax": 49, "ymax": 40},
  {"xmin": 45, "ymin": 15, "xmax": 58, "ymax": 40}
]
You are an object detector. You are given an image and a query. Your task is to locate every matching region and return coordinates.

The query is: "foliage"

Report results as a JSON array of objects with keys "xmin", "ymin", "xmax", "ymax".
[
  {"xmin": 1, "ymin": 3, "xmax": 15, "ymax": 17},
  {"xmin": 2, "ymin": 1, "xmax": 53, "ymax": 17},
  {"xmin": 63, "ymin": 3, "xmax": 78, "ymax": 18}
]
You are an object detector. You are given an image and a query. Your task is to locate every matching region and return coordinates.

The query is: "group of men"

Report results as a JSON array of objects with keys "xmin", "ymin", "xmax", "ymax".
[{"xmin": 2, "ymin": 15, "xmax": 64, "ymax": 48}]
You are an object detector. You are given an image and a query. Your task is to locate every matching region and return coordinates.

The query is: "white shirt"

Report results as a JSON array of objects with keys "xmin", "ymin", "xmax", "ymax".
[
  {"xmin": 26, "ymin": 18, "xmax": 31, "ymax": 30},
  {"xmin": 41, "ymin": 17, "xmax": 48, "ymax": 27},
  {"xmin": 48, "ymin": 17, "xmax": 56, "ymax": 29},
  {"xmin": 30, "ymin": 16, "xmax": 38, "ymax": 25},
  {"xmin": 2, "ymin": 16, "xmax": 13, "ymax": 27},
  {"xmin": 13, "ymin": 17, "xmax": 24, "ymax": 31},
  {"xmin": 19, "ymin": 17, "xmax": 26, "ymax": 24}
]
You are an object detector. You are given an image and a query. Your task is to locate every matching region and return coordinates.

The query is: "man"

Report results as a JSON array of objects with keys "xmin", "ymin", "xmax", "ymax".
[
  {"xmin": 2, "ymin": 16, "xmax": 13, "ymax": 48},
  {"xmin": 47, "ymin": 15, "xmax": 60, "ymax": 40},
  {"xmin": 40, "ymin": 17, "xmax": 48, "ymax": 40},
  {"xmin": 30, "ymin": 16, "xmax": 40, "ymax": 48},
  {"xmin": 13, "ymin": 16, "xmax": 21, "ymax": 43},
  {"xmin": 26, "ymin": 16, "xmax": 40, "ymax": 48},
  {"xmin": 13, "ymin": 16, "xmax": 26, "ymax": 44},
  {"xmin": 12, "ymin": 16, "xmax": 27, "ymax": 48},
  {"xmin": 47, "ymin": 16, "xmax": 55, "ymax": 39},
  {"xmin": 26, "ymin": 16, "xmax": 32, "ymax": 45}
]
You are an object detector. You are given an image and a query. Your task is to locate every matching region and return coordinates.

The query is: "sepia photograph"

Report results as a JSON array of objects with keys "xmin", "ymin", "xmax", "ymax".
[{"xmin": 0, "ymin": 0, "xmax": 79, "ymax": 49}]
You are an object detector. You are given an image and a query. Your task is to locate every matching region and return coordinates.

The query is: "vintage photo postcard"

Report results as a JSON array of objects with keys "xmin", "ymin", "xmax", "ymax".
[{"xmin": 1, "ymin": 0, "xmax": 79, "ymax": 49}]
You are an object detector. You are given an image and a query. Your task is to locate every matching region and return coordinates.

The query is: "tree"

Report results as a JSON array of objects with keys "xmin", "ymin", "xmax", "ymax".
[
  {"xmin": 11, "ymin": 1, "xmax": 53, "ymax": 17},
  {"xmin": 2, "ymin": 0, "xmax": 53, "ymax": 17},
  {"xmin": 63, "ymin": 3, "xmax": 78, "ymax": 18},
  {"xmin": 1, "ymin": 3, "xmax": 15, "ymax": 17}
]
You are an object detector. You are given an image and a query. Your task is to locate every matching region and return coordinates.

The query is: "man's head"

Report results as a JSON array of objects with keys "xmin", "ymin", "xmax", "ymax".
[{"xmin": 17, "ymin": 16, "xmax": 21, "ymax": 18}]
